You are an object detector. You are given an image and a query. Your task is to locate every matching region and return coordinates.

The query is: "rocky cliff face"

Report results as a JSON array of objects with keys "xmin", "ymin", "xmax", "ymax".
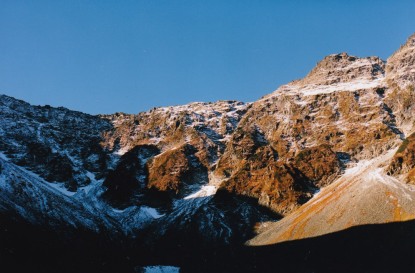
[
  {"xmin": 384, "ymin": 33, "xmax": 415, "ymax": 136},
  {"xmin": 0, "ymin": 95, "xmax": 111, "ymax": 190},
  {"xmin": 248, "ymin": 34, "xmax": 415, "ymax": 245},
  {"xmin": 1, "ymin": 33, "xmax": 415, "ymax": 268},
  {"xmin": 101, "ymin": 100, "xmax": 248, "ymax": 165},
  {"xmin": 387, "ymin": 132, "xmax": 415, "ymax": 183},
  {"xmin": 386, "ymin": 33, "xmax": 415, "ymax": 88},
  {"xmin": 214, "ymin": 52, "xmax": 402, "ymax": 215},
  {"xmin": 0, "ymin": 95, "xmax": 262, "ymax": 248},
  {"xmin": 99, "ymin": 100, "xmax": 249, "ymax": 208}
]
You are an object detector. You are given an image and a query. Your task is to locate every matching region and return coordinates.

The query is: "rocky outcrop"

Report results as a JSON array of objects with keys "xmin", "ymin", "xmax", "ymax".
[
  {"xmin": 294, "ymin": 144, "xmax": 341, "ymax": 186},
  {"xmin": 102, "ymin": 145, "xmax": 159, "ymax": 207},
  {"xmin": 214, "ymin": 52, "xmax": 403, "ymax": 215},
  {"xmin": 0, "ymin": 95, "xmax": 111, "ymax": 190},
  {"xmin": 99, "ymin": 101, "xmax": 249, "ymax": 208},
  {"xmin": 246, "ymin": 33, "xmax": 415, "ymax": 245},
  {"xmin": 387, "ymin": 133, "xmax": 415, "ymax": 184},
  {"xmin": 147, "ymin": 144, "xmax": 208, "ymax": 197},
  {"xmin": 101, "ymin": 100, "xmax": 248, "ymax": 167},
  {"xmin": 386, "ymin": 33, "xmax": 415, "ymax": 88},
  {"xmin": 296, "ymin": 53, "xmax": 385, "ymax": 86},
  {"xmin": 215, "ymin": 125, "xmax": 319, "ymax": 214},
  {"xmin": 384, "ymin": 34, "xmax": 415, "ymax": 135},
  {"xmin": 249, "ymin": 149, "xmax": 415, "ymax": 246}
]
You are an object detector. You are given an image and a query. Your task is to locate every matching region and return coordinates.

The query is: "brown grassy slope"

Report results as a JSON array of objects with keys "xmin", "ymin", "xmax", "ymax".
[
  {"xmin": 249, "ymin": 149, "xmax": 415, "ymax": 246},
  {"xmin": 147, "ymin": 144, "xmax": 208, "ymax": 195}
]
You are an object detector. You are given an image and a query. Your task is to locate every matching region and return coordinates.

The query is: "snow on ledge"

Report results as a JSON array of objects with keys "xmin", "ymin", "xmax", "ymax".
[
  {"xmin": 299, "ymin": 78, "xmax": 384, "ymax": 96},
  {"xmin": 114, "ymin": 146, "xmax": 130, "ymax": 156},
  {"xmin": 46, "ymin": 181, "xmax": 77, "ymax": 197},
  {"xmin": 0, "ymin": 152, "xmax": 9, "ymax": 161},
  {"xmin": 141, "ymin": 206, "xmax": 165, "ymax": 219},
  {"xmin": 112, "ymin": 205, "xmax": 165, "ymax": 219},
  {"xmin": 184, "ymin": 185, "xmax": 217, "ymax": 200},
  {"xmin": 267, "ymin": 77, "xmax": 385, "ymax": 99}
]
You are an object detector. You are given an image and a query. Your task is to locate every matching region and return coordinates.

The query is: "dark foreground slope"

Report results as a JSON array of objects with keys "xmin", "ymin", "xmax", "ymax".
[
  {"xmin": 200, "ymin": 220, "xmax": 415, "ymax": 273},
  {"xmin": 2, "ymin": 213, "xmax": 415, "ymax": 273},
  {"xmin": 0, "ymin": 213, "xmax": 132, "ymax": 273}
]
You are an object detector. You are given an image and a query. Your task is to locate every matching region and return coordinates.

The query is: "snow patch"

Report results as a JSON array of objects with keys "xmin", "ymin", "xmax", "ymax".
[
  {"xmin": 343, "ymin": 160, "xmax": 372, "ymax": 176},
  {"xmin": 78, "ymin": 172, "xmax": 102, "ymax": 194},
  {"xmin": 0, "ymin": 152, "xmax": 9, "ymax": 161},
  {"xmin": 142, "ymin": 266, "xmax": 180, "ymax": 273},
  {"xmin": 46, "ymin": 182, "xmax": 77, "ymax": 196},
  {"xmin": 370, "ymin": 168, "xmax": 414, "ymax": 201},
  {"xmin": 141, "ymin": 206, "xmax": 165, "ymax": 219},
  {"xmin": 112, "ymin": 208, "xmax": 127, "ymax": 213},
  {"xmin": 184, "ymin": 185, "xmax": 217, "ymax": 200},
  {"xmin": 36, "ymin": 123, "xmax": 44, "ymax": 141},
  {"xmin": 85, "ymin": 171, "xmax": 97, "ymax": 182},
  {"xmin": 267, "ymin": 78, "xmax": 384, "ymax": 100},
  {"xmin": 300, "ymin": 78, "xmax": 384, "ymax": 96},
  {"xmin": 114, "ymin": 146, "xmax": 130, "ymax": 156}
]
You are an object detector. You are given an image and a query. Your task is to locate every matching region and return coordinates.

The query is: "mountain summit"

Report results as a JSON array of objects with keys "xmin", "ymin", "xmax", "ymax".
[
  {"xmin": 297, "ymin": 52, "xmax": 385, "ymax": 86},
  {"xmin": 386, "ymin": 32, "xmax": 415, "ymax": 88}
]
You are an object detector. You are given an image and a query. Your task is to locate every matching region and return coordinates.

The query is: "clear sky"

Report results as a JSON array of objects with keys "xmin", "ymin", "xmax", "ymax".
[{"xmin": 1, "ymin": 1, "xmax": 415, "ymax": 114}]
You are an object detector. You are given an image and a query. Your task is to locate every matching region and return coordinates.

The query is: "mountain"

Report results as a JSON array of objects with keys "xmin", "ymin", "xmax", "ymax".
[
  {"xmin": 0, "ymin": 33, "xmax": 415, "ymax": 272},
  {"xmin": 248, "ymin": 32, "xmax": 415, "ymax": 246},
  {"xmin": 214, "ymin": 52, "xmax": 397, "ymax": 215}
]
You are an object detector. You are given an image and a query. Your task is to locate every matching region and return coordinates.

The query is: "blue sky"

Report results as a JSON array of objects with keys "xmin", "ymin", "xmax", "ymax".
[{"xmin": 1, "ymin": 1, "xmax": 414, "ymax": 114}]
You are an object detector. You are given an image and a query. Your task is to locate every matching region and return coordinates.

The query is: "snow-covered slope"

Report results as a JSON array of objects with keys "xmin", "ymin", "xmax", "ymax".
[
  {"xmin": 0, "ymin": 155, "xmax": 118, "ymax": 231},
  {"xmin": 0, "ymin": 94, "xmax": 112, "ymax": 190},
  {"xmin": 0, "ymin": 95, "xmax": 267, "ymax": 246},
  {"xmin": 101, "ymin": 100, "xmax": 248, "ymax": 161}
]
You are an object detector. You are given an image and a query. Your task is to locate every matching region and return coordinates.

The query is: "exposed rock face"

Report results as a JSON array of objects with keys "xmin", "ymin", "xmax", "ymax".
[
  {"xmin": 388, "ymin": 133, "xmax": 415, "ymax": 184},
  {"xmin": 101, "ymin": 100, "xmax": 248, "ymax": 167},
  {"xmin": 249, "ymin": 149, "xmax": 415, "ymax": 246},
  {"xmin": 386, "ymin": 33, "xmax": 415, "ymax": 88},
  {"xmin": 384, "ymin": 34, "xmax": 415, "ymax": 135},
  {"xmin": 147, "ymin": 144, "xmax": 208, "ymax": 197},
  {"xmin": 294, "ymin": 144, "xmax": 341, "ymax": 186},
  {"xmin": 0, "ymin": 156, "xmax": 119, "ymax": 231},
  {"xmin": 145, "ymin": 190, "xmax": 279, "ymax": 249},
  {"xmin": 214, "ymin": 52, "xmax": 402, "ymax": 215},
  {"xmin": 248, "ymin": 32, "xmax": 415, "ymax": 245},
  {"xmin": 296, "ymin": 53, "xmax": 385, "ymax": 86},
  {"xmin": 100, "ymin": 101, "xmax": 248, "ymax": 205},
  {"xmin": 0, "ymin": 96, "xmax": 258, "ymax": 246},
  {"xmin": 102, "ymin": 145, "xmax": 159, "ymax": 207},
  {"xmin": 0, "ymin": 95, "xmax": 111, "ymax": 190}
]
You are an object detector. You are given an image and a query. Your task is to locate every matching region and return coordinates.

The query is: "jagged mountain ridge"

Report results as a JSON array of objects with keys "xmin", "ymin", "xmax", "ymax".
[
  {"xmin": 214, "ymin": 51, "xmax": 402, "ymax": 215},
  {"xmin": 247, "ymin": 33, "xmax": 415, "ymax": 245},
  {"xmin": 0, "ymin": 95, "xmax": 112, "ymax": 190},
  {"xmin": 1, "ymin": 32, "xmax": 415, "ymax": 271},
  {"xmin": 0, "ymin": 96, "xmax": 268, "ymax": 243}
]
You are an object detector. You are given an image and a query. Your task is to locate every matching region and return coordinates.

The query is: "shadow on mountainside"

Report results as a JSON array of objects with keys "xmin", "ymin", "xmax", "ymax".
[
  {"xmin": 0, "ymin": 94, "xmax": 116, "ymax": 191},
  {"xmin": 0, "ymin": 212, "xmax": 133, "ymax": 273},
  {"xmin": 3, "ymin": 207, "xmax": 415, "ymax": 273},
  {"xmin": 0, "ymin": 190, "xmax": 280, "ymax": 273},
  {"xmin": 181, "ymin": 219, "xmax": 415, "ymax": 273}
]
